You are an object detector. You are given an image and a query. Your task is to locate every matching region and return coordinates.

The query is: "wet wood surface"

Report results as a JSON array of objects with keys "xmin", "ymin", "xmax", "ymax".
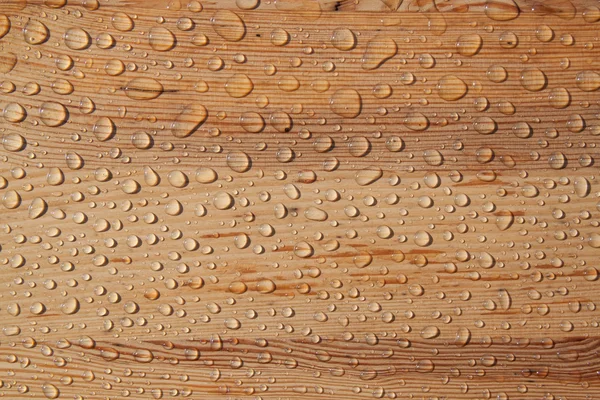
[{"xmin": 1, "ymin": 0, "xmax": 600, "ymax": 398}]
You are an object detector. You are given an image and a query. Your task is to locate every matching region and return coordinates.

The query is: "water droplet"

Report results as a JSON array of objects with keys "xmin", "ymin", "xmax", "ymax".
[
  {"xmin": 61, "ymin": 297, "xmax": 79, "ymax": 314},
  {"xmin": 456, "ymin": 34, "xmax": 482, "ymax": 56},
  {"xmin": 437, "ymin": 75, "xmax": 467, "ymax": 101},
  {"xmin": 42, "ymin": 383, "xmax": 59, "ymax": 399},
  {"xmin": 2, "ymin": 132, "xmax": 26, "ymax": 152},
  {"xmin": 40, "ymin": 102, "xmax": 68, "ymax": 127},
  {"xmin": 93, "ymin": 117, "xmax": 116, "ymax": 141},
  {"xmin": 270, "ymin": 27, "xmax": 290, "ymax": 46},
  {"xmin": 64, "ymin": 27, "xmax": 91, "ymax": 50},
  {"xmin": 305, "ymin": 206, "xmax": 328, "ymax": 221},
  {"xmin": 294, "ymin": 241, "xmax": 314, "ymax": 258},
  {"xmin": 0, "ymin": 52, "xmax": 17, "ymax": 74},
  {"xmin": 229, "ymin": 281, "xmax": 248, "ymax": 294},
  {"xmin": 256, "ymin": 279, "xmax": 276, "ymax": 293},
  {"xmin": 0, "ymin": 15, "xmax": 10, "ymax": 39},
  {"xmin": 330, "ymin": 88, "xmax": 362, "ymax": 118},
  {"xmin": 149, "ymin": 26, "xmax": 176, "ymax": 51},
  {"xmin": 404, "ymin": 112, "xmax": 429, "ymax": 131},
  {"xmin": 454, "ymin": 327, "xmax": 471, "ymax": 347},
  {"xmin": 362, "ymin": 36, "xmax": 397, "ymax": 70},
  {"xmin": 478, "ymin": 252, "xmax": 495, "ymax": 268},
  {"xmin": 226, "ymin": 151, "xmax": 251, "ymax": 172},
  {"xmin": 535, "ymin": 24, "xmax": 554, "ymax": 42},
  {"xmin": 331, "ymin": 28, "xmax": 356, "ymax": 51},
  {"xmin": 213, "ymin": 191, "xmax": 234, "ymax": 210},
  {"xmin": 225, "ymin": 74, "xmax": 254, "ymax": 98},
  {"xmin": 211, "ymin": 10, "xmax": 245, "ymax": 42},
  {"xmin": 574, "ymin": 176, "xmax": 590, "ymax": 197},
  {"xmin": 420, "ymin": 325, "xmax": 440, "ymax": 339},
  {"xmin": 575, "ymin": 70, "xmax": 600, "ymax": 92},
  {"xmin": 548, "ymin": 87, "xmax": 570, "ymax": 108},
  {"xmin": 172, "ymin": 104, "xmax": 207, "ymax": 137},
  {"xmin": 414, "ymin": 230, "xmax": 432, "ymax": 247},
  {"xmin": 3, "ymin": 190, "xmax": 21, "ymax": 209},
  {"xmin": 125, "ymin": 77, "xmax": 164, "ymax": 100},
  {"xmin": 23, "ymin": 19, "xmax": 49, "ymax": 44},
  {"xmin": 196, "ymin": 167, "xmax": 218, "ymax": 184},
  {"xmin": 240, "ymin": 112, "xmax": 265, "ymax": 133},
  {"xmin": 485, "ymin": 0, "xmax": 520, "ymax": 21},
  {"xmin": 112, "ymin": 12, "xmax": 134, "ymax": 31},
  {"xmin": 355, "ymin": 166, "xmax": 382, "ymax": 186},
  {"xmin": 28, "ymin": 197, "xmax": 47, "ymax": 219},
  {"xmin": 66, "ymin": 151, "xmax": 84, "ymax": 169},
  {"xmin": 520, "ymin": 68, "xmax": 547, "ymax": 91}
]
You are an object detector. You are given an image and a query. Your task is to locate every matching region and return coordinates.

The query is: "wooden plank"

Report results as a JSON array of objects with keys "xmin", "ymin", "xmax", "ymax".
[{"xmin": 1, "ymin": 0, "xmax": 600, "ymax": 398}]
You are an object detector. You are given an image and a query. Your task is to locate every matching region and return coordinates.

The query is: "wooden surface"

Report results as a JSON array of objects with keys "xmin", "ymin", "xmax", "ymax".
[{"xmin": 1, "ymin": 0, "xmax": 600, "ymax": 398}]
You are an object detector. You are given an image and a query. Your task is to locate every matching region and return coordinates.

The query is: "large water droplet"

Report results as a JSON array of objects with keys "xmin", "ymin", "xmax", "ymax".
[
  {"xmin": 149, "ymin": 26, "xmax": 176, "ymax": 51},
  {"xmin": 124, "ymin": 77, "xmax": 164, "ymax": 100},
  {"xmin": 23, "ymin": 19, "xmax": 49, "ymax": 44},
  {"xmin": 437, "ymin": 75, "xmax": 467, "ymax": 101},
  {"xmin": 330, "ymin": 88, "xmax": 362, "ymax": 118},
  {"xmin": 171, "ymin": 104, "xmax": 207, "ymax": 137},
  {"xmin": 211, "ymin": 10, "xmax": 245, "ymax": 41},
  {"xmin": 361, "ymin": 36, "xmax": 397, "ymax": 70}
]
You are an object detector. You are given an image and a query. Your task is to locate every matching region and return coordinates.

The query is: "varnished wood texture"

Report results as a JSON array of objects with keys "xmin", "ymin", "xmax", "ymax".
[{"xmin": 1, "ymin": 0, "xmax": 600, "ymax": 398}]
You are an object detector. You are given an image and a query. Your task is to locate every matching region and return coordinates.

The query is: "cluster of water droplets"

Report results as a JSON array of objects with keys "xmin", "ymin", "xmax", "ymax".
[{"xmin": 0, "ymin": 0, "xmax": 599, "ymax": 398}]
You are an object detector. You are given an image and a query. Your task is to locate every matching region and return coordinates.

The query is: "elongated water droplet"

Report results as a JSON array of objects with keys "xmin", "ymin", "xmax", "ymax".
[
  {"xmin": 361, "ymin": 36, "xmax": 397, "ymax": 70},
  {"xmin": 124, "ymin": 77, "xmax": 164, "ymax": 100},
  {"xmin": 355, "ymin": 166, "xmax": 382, "ymax": 186},
  {"xmin": 485, "ymin": 0, "xmax": 520, "ymax": 21}
]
